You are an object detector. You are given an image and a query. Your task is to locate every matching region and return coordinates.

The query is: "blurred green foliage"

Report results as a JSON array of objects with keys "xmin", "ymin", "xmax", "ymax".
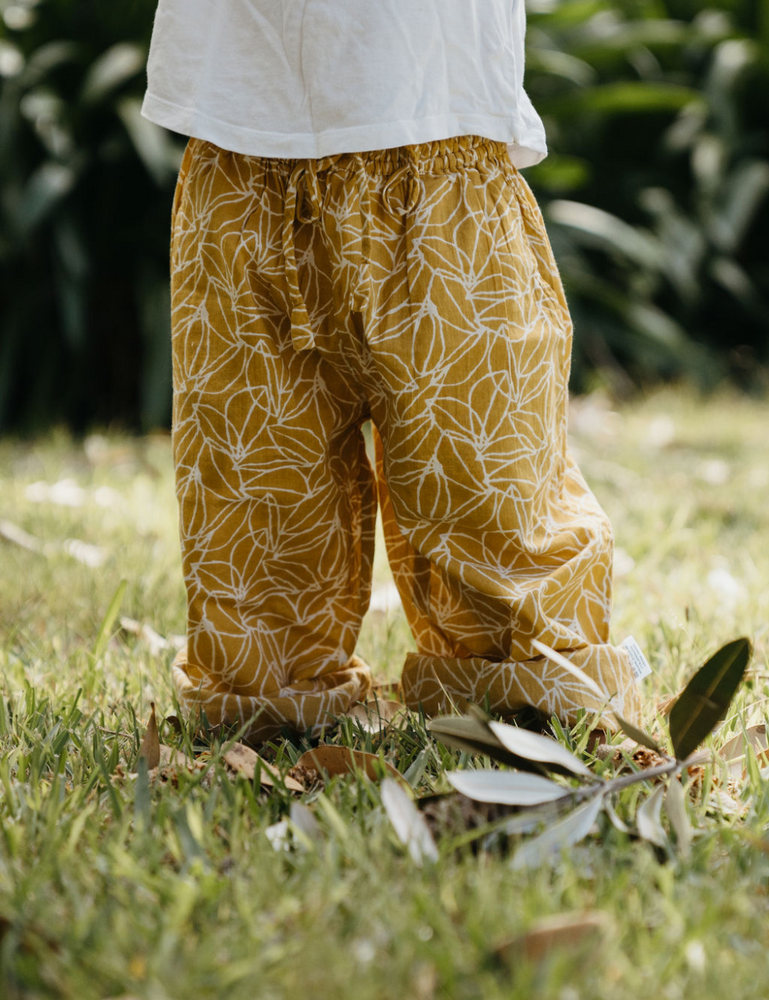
[
  {"xmin": 0, "ymin": 0, "xmax": 182, "ymax": 432},
  {"xmin": 525, "ymin": 0, "xmax": 769, "ymax": 390},
  {"xmin": 0, "ymin": 0, "xmax": 767, "ymax": 430}
]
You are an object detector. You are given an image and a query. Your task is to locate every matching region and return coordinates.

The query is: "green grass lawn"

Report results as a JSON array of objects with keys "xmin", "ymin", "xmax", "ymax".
[{"xmin": 1, "ymin": 387, "xmax": 769, "ymax": 1000}]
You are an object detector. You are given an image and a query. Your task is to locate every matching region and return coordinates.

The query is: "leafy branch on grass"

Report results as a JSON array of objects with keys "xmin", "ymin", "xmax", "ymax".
[
  {"xmin": 132, "ymin": 637, "xmax": 753, "ymax": 869},
  {"xmin": 420, "ymin": 637, "xmax": 751, "ymax": 866}
]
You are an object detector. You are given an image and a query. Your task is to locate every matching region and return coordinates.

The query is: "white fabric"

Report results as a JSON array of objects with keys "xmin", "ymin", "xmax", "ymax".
[{"xmin": 141, "ymin": 0, "xmax": 547, "ymax": 167}]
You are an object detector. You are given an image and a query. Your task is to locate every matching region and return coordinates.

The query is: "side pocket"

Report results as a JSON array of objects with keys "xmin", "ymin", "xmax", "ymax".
[
  {"xmin": 170, "ymin": 138, "xmax": 199, "ymax": 268},
  {"xmin": 508, "ymin": 167, "xmax": 572, "ymax": 327}
]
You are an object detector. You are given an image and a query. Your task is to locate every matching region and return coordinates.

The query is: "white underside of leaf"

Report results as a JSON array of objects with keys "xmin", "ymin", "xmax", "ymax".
[
  {"xmin": 489, "ymin": 721, "xmax": 593, "ymax": 778},
  {"xmin": 637, "ymin": 783, "xmax": 667, "ymax": 848},
  {"xmin": 447, "ymin": 769, "xmax": 568, "ymax": 806},
  {"xmin": 289, "ymin": 802, "xmax": 322, "ymax": 847},
  {"xmin": 381, "ymin": 778, "xmax": 438, "ymax": 866},
  {"xmin": 511, "ymin": 794, "xmax": 604, "ymax": 870}
]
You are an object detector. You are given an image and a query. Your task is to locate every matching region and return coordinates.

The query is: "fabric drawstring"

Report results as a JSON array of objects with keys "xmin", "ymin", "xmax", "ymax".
[
  {"xmin": 282, "ymin": 148, "xmax": 423, "ymax": 352},
  {"xmin": 349, "ymin": 153, "xmax": 374, "ymax": 318},
  {"xmin": 282, "ymin": 159, "xmax": 322, "ymax": 351},
  {"xmin": 381, "ymin": 147, "xmax": 422, "ymax": 217}
]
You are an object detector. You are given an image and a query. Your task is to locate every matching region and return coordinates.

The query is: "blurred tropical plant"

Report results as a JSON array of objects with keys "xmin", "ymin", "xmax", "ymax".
[
  {"xmin": 525, "ymin": 0, "xmax": 769, "ymax": 391},
  {"xmin": 0, "ymin": 0, "xmax": 767, "ymax": 430},
  {"xmin": 0, "ymin": 0, "xmax": 183, "ymax": 431}
]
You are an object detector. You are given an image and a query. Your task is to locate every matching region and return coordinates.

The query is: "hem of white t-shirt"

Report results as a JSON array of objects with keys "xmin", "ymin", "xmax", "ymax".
[{"xmin": 141, "ymin": 92, "xmax": 548, "ymax": 168}]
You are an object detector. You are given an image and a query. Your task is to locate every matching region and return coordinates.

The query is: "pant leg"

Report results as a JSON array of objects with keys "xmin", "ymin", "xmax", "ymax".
[
  {"xmin": 361, "ymin": 136, "xmax": 641, "ymax": 726},
  {"xmin": 169, "ymin": 139, "xmax": 374, "ymax": 741}
]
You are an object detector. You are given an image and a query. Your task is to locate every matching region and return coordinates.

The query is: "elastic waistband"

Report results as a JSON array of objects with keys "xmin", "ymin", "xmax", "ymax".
[{"xmin": 214, "ymin": 134, "xmax": 513, "ymax": 177}]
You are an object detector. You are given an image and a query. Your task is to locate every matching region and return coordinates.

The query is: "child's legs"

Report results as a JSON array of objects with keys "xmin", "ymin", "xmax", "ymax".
[
  {"xmin": 170, "ymin": 140, "xmax": 374, "ymax": 740},
  {"xmin": 361, "ymin": 137, "xmax": 640, "ymax": 725}
]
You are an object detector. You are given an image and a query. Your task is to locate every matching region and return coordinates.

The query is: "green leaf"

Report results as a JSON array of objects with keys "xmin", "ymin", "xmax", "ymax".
[
  {"xmin": 604, "ymin": 799, "xmax": 630, "ymax": 834},
  {"xmin": 716, "ymin": 160, "xmax": 769, "ymax": 251},
  {"xmin": 664, "ymin": 777, "xmax": 691, "ymax": 859},
  {"xmin": 489, "ymin": 721, "xmax": 593, "ymax": 778},
  {"xmin": 613, "ymin": 715, "xmax": 662, "ymax": 754},
  {"xmin": 582, "ymin": 18, "xmax": 690, "ymax": 50},
  {"xmin": 636, "ymin": 784, "xmax": 667, "ymax": 849},
  {"xmin": 511, "ymin": 794, "xmax": 604, "ymax": 870},
  {"xmin": 547, "ymin": 201, "xmax": 660, "ymax": 269},
  {"xmin": 80, "ymin": 43, "xmax": 145, "ymax": 104},
  {"xmin": 668, "ymin": 638, "xmax": 751, "ymax": 761},
  {"xmin": 502, "ymin": 801, "xmax": 573, "ymax": 837},
  {"xmin": 528, "ymin": 154, "xmax": 591, "ymax": 193},
  {"xmin": 117, "ymin": 97, "xmax": 179, "ymax": 186},
  {"xmin": 19, "ymin": 162, "xmax": 77, "ymax": 233},
  {"xmin": 19, "ymin": 41, "xmax": 81, "ymax": 89},
  {"xmin": 527, "ymin": 49, "xmax": 596, "ymax": 86},
  {"xmin": 446, "ymin": 769, "xmax": 569, "ymax": 807},
  {"xmin": 549, "ymin": 82, "xmax": 702, "ymax": 116},
  {"xmin": 465, "ymin": 702, "xmax": 492, "ymax": 724}
]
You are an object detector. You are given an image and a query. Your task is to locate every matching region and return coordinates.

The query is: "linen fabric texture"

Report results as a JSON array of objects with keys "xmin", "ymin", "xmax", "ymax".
[
  {"xmin": 141, "ymin": 0, "xmax": 547, "ymax": 167},
  {"xmin": 169, "ymin": 134, "xmax": 641, "ymax": 741}
]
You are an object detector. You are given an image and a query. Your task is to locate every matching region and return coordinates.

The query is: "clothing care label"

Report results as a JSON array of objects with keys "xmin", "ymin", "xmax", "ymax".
[{"xmin": 621, "ymin": 636, "xmax": 653, "ymax": 682}]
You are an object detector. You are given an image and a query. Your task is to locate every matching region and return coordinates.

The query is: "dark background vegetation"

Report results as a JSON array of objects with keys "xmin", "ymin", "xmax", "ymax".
[{"xmin": 0, "ymin": 0, "xmax": 767, "ymax": 432}]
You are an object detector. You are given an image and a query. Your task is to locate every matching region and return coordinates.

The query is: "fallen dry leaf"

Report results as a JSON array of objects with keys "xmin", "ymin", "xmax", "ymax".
[
  {"xmin": 495, "ymin": 910, "xmax": 610, "ymax": 964},
  {"xmin": 707, "ymin": 788, "xmax": 746, "ymax": 817},
  {"xmin": 586, "ymin": 728, "xmax": 609, "ymax": 753},
  {"xmin": 286, "ymin": 763, "xmax": 322, "ymax": 792},
  {"xmin": 148, "ymin": 747, "xmax": 206, "ymax": 788},
  {"xmin": 156, "ymin": 745, "xmax": 195, "ymax": 769},
  {"xmin": 138, "ymin": 703, "xmax": 160, "ymax": 771},
  {"xmin": 295, "ymin": 745, "xmax": 401, "ymax": 782},
  {"xmin": 120, "ymin": 617, "xmax": 185, "ymax": 657},
  {"xmin": 164, "ymin": 715, "xmax": 183, "ymax": 735},
  {"xmin": 657, "ymin": 692, "xmax": 680, "ymax": 716},
  {"xmin": 594, "ymin": 738, "xmax": 667, "ymax": 773},
  {"xmin": 139, "ymin": 747, "xmax": 209, "ymax": 786},
  {"xmin": 719, "ymin": 724, "xmax": 769, "ymax": 779},
  {"xmin": 131, "ymin": 707, "xmax": 205, "ymax": 784},
  {"xmin": 594, "ymin": 737, "xmax": 636, "ymax": 761},
  {"xmin": 223, "ymin": 742, "xmax": 304, "ymax": 792}
]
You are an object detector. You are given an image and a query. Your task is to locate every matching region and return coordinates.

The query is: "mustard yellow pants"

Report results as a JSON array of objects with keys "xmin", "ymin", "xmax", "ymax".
[{"xmin": 169, "ymin": 134, "xmax": 641, "ymax": 741}]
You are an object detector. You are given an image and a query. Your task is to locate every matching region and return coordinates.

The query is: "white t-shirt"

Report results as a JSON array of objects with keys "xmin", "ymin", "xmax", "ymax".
[{"xmin": 141, "ymin": 0, "xmax": 547, "ymax": 168}]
